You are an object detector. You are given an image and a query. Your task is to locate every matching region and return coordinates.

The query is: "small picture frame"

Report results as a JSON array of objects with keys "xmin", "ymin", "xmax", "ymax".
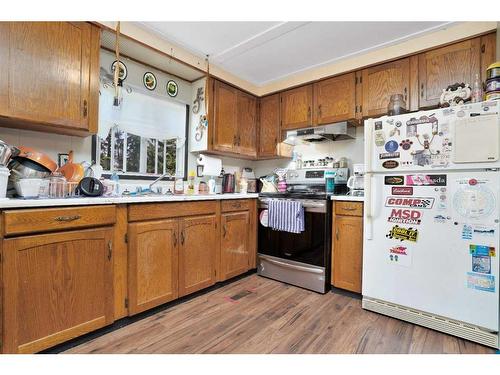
[
  {"xmin": 143, "ymin": 72, "xmax": 157, "ymax": 90},
  {"xmin": 58, "ymin": 153, "xmax": 69, "ymax": 167},
  {"xmin": 197, "ymin": 165, "xmax": 204, "ymax": 177}
]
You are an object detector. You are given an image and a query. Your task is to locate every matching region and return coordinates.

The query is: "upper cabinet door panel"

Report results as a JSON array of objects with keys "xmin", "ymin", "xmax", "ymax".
[
  {"xmin": 280, "ymin": 84, "xmax": 313, "ymax": 130},
  {"xmin": 480, "ymin": 32, "xmax": 497, "ymax": 84},
  {"xmin": 418, "ymin": 38, "xmax": 480, "ymax": 108},
  {"xmin": 237, "ymin": 91, "xmax": 258, "ymax": 157},
  {"xmin": 314, "ymin": 73, "xmax": 356, "ymax": 124},
  {"xmin": 361, "ymin": 58, "xmax": 410, "ymax": 118},
  {"xmin": 4, "ymin": 22, "xmax": 93, "ymax": 130},
  {"xmin": 259, "ymin": 94, "xmax": 280, "ymax": 158},
  {"xmin": 213, "ymin": 80, "xmax": 238, "ymax": 153}
]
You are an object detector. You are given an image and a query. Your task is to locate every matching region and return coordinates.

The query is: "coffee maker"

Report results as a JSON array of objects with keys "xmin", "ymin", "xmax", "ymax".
[{"xmin": 347, "ymin": 164, "xmax": 365, "ymax": 196}]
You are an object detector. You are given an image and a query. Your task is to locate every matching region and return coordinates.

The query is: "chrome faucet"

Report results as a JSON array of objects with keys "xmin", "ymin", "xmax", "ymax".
[{"xmin": 149, "ymin": 172, "xmax": 173, "ymax": 192}]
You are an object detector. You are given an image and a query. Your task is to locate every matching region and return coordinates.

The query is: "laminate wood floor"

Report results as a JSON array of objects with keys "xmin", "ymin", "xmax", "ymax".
[{"xmin": 66, "ymin": 275, "xmax": 495, "ymax": 354}]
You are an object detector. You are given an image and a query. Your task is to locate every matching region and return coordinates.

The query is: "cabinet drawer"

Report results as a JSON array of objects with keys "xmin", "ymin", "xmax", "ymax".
[
  {"xmin": 335, "ymin": 201, "xmax": 363, "ymax": 216},
  {"xmin": 128, "ymin": 201, "xmax": 217, "ymax": 222},
  {"xmin": 221, "ymin": 199, "xmax": 251, "ymax": 212},
  {"xmin": 2, "ymin": 205, "xmax": 116, "ymax": 236}
]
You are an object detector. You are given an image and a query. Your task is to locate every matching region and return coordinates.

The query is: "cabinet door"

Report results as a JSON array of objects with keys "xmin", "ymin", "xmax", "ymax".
[
  {"xmin": 212, "ymin": 80, "xmax": 238, "ymax": 153},
  {"xmin": 361, "ymin": 58, "xmax": 410, "ymax": 118},
  {"xmin": 178, "ymin": 215, "xmax": 217, "ymax": 297},
  {"xmin": 480, "ymin": 33, "xmax": 497, "ymax": 84},
  {"xmin": 258, "ymin": 94, "xmax": 280, "ymax": 158},
  {"xmin": 128, "ymin": 220, "xmax": 179, "ymax": 315},
  {"xmin": 236, "ymin": 91, "xmax": 258, "ymax": 157},
  {"xmin": 332, "ymin": 215, "xmax": 363, "ymax": 293},
  {"xmin": 280, "ymin": 84, "xmax": 313, "ymax": 130},
  {"xmin": 418, "ymin": 38, "xmax": 480, "ymax": 108},
  {"xmin": 314, "ymin": 73, "xmax": 356, "ymax": 125},
  {"xmin": 220, "ymin": 211, "xmax": 250, "ymax": 280},
  {"xmin": 0, "ymin": 22, "xmax": 99, "ymax": 133},
  {"xmin": 2, "ymin": 228, "xmax": 114, "ymax": 353}
]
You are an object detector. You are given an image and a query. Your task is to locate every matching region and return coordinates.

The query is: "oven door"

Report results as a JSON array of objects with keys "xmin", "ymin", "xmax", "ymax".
[{"xmin": 257, "ymin": 198, "xmax": 330, "ymax": 267}]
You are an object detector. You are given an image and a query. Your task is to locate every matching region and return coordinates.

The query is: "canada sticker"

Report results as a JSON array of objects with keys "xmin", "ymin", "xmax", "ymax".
[
  {"xmin": 392, "ymin": 187, "xmax": 413, "ymax": 196},
  {"xmin": 385, "ymin": 197, "xmax": 435, "ymax": 209},
  {"xmin": 386, "ymin": 225, "xmax": 418, "ymax": 242},
  {"xmin": 382, "ymin": 160, "xmax": 399, "ymax": 169},
  {"xmin": 406, "ymin": 174, "xmax": 447, "ymax": 186},
  {"xmin": 384, "ymin": 176, "xmax": 404, "ymax": 185},
  {"xmin": 388, "ymin": 209, "xmax": 422, "ymax": 225}
]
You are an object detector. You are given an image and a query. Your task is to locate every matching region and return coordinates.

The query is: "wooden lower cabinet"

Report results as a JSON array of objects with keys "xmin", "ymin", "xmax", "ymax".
[
  {"xmin": 127, "ymin": 219, "xmax": 179, "ymax": 315},
  {"xmin": 332, "ymin": 202, "xmax": 363, "ymax": 293},
  {"xmin": 2, "ymin": 228, "xmax": 114, "ymax": 353},
  {"xmin": 220, "ymin": 211, "xmax": 250, "ymax": 280},
  {"xmin": 178, "ymin": 215, "xmax": 217, "ymax": 297}
]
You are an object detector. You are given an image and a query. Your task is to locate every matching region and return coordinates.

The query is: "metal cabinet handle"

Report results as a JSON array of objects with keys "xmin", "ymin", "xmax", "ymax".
[
  {"xmin": 342, "ymin": 207, "xmax": 357, "ymax": 211},
  {"xmin": 173, "ymin": 232, "xmax": 177, "ymax": 247},
  {"xmin": 223, "ymin": 224, "xmax": 227, "ymax": 238},
  {"xmin": 336, "ymin": 227, "xmax": 339, "ymax": 241},
  {"xmin": 420, "ymin": 83, "xmax": 424, "ymax": 98},
  {"xmin": 54, "ymin": 215, "xmax": 81, "ymax": 222},
  {"xmin": 107, "ymin": 240, "xmax": 112, "ymax": 261},
  {"xmin": 318, "ymin": 104, "xmax": 322, "ymax": 118},
  {"xmin": 180, "ymin": 230, "xmax": 185, "ymax": 245},
  {"xmin": 307, "ymin": 106, "xmax": 311, "ymax": 119},
  {"xmin": 404, "ymin": 87, "xmax": 407, "ymax": 102},
  {"xmin": 233, "ymin": 135, "xmax": 237, "ymax": 145},
  {"xmin": 83, "ymin": 100, "xmax": 88, "ymax": 118}
]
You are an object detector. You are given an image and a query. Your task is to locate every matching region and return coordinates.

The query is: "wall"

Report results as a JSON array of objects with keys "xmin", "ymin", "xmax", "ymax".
[{"xmin": 253, "ymin": 127, "xmax": 364, "ymax": 178}]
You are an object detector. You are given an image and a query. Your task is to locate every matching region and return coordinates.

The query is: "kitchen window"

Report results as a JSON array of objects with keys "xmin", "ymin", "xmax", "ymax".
[{"xmin": 94, "ymin": 79, "xmax": 189, "ymax": 180}]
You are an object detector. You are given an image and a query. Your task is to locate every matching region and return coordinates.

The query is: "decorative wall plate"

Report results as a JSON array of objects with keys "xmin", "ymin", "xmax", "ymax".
[
  {"xmin": 111, "ymin": 60, "xmax": 128, "ymax": 81},
  {"xmin": 143, "ymin": 72, "xmax": 157, "ymax": 90},
  {"xmin": 166, "ymin": 80, "xmax": 178, "ymax": 97}
]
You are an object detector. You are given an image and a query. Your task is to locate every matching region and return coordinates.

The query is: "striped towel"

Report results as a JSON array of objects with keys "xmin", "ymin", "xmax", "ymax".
[{"xmin": 268, "ymin": 199, "xmax": 305, "ymax": 233}]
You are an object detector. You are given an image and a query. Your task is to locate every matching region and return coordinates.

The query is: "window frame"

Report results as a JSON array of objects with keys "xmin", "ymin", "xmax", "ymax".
[{"xmin": 92, "ymin": 104, "xmax": 190, "ymax": 181}]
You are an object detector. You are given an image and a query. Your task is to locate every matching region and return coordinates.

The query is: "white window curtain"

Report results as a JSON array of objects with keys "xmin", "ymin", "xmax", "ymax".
[{"xmin": 98, "ymin": 83, "xmax": 186, "ymax": 145}]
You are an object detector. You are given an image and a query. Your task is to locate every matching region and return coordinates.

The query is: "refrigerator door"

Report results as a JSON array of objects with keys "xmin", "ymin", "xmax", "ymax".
[
  {"xmin": 363, "ymin": 170, "xmax": 499, "ymax": 331},
  {"xmin": 365, "ymin": 101, "xmax": 500, "ymax": 173}
]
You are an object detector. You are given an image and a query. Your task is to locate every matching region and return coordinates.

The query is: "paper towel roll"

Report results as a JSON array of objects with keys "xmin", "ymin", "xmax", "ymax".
[{"xmin": 197, "ymin": 154, "xmax": 222, "ymax": 177}]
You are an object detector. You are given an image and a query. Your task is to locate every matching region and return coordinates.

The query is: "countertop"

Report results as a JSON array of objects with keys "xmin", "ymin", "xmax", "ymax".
[
  {"xmin": 330, "ymin": 195, "xmax": 364, "ymax": 202},
  {"xmin": 0, "ymin": 193, "xmax": 259, "ymax": 209}
]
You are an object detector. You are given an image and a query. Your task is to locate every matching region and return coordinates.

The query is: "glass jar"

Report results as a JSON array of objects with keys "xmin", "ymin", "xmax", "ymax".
[{"xmin": 387, "ymin": 94, "xmax": 407, "ymax": 116}]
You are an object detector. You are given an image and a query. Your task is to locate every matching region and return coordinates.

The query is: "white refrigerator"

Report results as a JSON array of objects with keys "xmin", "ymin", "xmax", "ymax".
[{"xmin": 363, "ymin": 101, "xmax": 500, "ymax": 349}]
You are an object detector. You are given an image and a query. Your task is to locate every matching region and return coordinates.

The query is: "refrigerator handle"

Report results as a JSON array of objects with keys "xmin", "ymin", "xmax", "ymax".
[
  {"xmin": 364, "ymin": 120, "xmax": 373, "ymax": 172},
  {"xmin": 364, "ymin": 172, "xmax": 374, "ymax": 240}
]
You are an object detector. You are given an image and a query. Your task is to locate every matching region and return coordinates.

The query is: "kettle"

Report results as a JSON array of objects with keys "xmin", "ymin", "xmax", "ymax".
[
  {"xmin": 222, "ymin": 173, "xmax": 235, "ymax": 194},
  {"xmin": 0, "ymin": 140, "xmax": 19, "ymax": 166}
]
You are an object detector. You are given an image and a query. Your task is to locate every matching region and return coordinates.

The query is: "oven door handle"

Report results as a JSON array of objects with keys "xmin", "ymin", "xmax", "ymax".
[{"xmin": 264, "ymin": 257, "xmax": 324, "ymax": 274}]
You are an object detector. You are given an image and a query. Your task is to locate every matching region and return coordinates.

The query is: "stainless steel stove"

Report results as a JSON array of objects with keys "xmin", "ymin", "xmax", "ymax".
[{"xmin": 257, "ymin": 167, "xmax": 348, "ymax": 293}]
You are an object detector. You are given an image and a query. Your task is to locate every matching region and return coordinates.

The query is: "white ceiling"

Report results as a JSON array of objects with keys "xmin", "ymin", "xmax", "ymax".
[{"xmin": 138, "ymin": 21, "xmax": 455, "ymax": 86}]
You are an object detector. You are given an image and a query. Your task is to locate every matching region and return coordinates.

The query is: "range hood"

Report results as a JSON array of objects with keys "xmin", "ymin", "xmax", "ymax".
[{"xmin": 285, "ymin": 121, "xmax": 356, "ymax": 144}]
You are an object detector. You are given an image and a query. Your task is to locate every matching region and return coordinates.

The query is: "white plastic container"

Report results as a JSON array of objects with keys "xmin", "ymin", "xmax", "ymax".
[
  {"xmin": 0, "ymin": 166, "xmax": 10, "ymax": 199},
  {"xmin": 14, "ymin": 178, "xmax": 42, "ymax": 199}
]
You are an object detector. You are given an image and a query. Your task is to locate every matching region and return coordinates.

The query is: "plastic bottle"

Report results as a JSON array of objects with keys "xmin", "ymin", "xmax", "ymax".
[
  {"xmin": 111, "ymin": 171, "xmax": 120, "ymax": 196},
  {"xmin": 208, "ymin": 176, "xmax": 216, "ymax": 194},
  {"xmin": 187, "ymin": 170, "xmax": 195, "ymax": 195},
  {"xmin": 325, "ymin": 170, "xmax": 336, "ymax": 194},
  {"xmin": 472, "ymin": 73, "xmax": 483, "ymax": 103}
]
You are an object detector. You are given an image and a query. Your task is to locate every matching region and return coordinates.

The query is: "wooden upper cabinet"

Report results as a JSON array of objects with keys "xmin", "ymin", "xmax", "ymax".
[
  {"xmin": 2, "ymin": 228, "xmax": 114, "ymax": 353},
  {"xmin": 220, "ymin": 211, "xmax": 250, "ymax": 280},
  {"xmin": 418, "ymin": 38, "xmax": 481, "ymax": 108},
  {"xmin": 0, "ymin": 22, "xmax": 100, "ymax": 136},
  {"xmin": 258, "ymin": 94, "xmax": 280, "ymax": 158},
  {"xmin": 361, "ymin": 58, "xmax": 410, "ymax": 118},
  {"xmin": 128, "ymin": 220, "xmax": 179, "ymax": 315},
  {"xmin": 280, "ymin": 84, "xmax": 313, "ymax": 130},
  {"xmin": 212, "ymin": 80, "xmax": 238, "ymax": 153},
  {"xmin": 480, "ymin": 32, "xmax": 497, "ymax": 84},
  {"xmin": 236, "ymin": 91, "xmax": 258, "ymax": 157},
  {"xmin": 178, "ymin": 215, "xmax": 217, "ymax": 297},
  {"xmin": 314, "ymin": 73, "xmax": 356, "ymax": 124}
]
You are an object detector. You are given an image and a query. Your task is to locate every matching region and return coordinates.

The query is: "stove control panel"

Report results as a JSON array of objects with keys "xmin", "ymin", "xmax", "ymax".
[{"xmin": 286, "ymin": 167, "xmax": 349, "ymax": 184}]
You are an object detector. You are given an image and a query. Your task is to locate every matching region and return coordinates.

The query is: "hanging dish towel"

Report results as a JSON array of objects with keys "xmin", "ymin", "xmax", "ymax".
[{"xmin": 268, "ymin": 199, "xmax": 305, "ymax": 234}]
